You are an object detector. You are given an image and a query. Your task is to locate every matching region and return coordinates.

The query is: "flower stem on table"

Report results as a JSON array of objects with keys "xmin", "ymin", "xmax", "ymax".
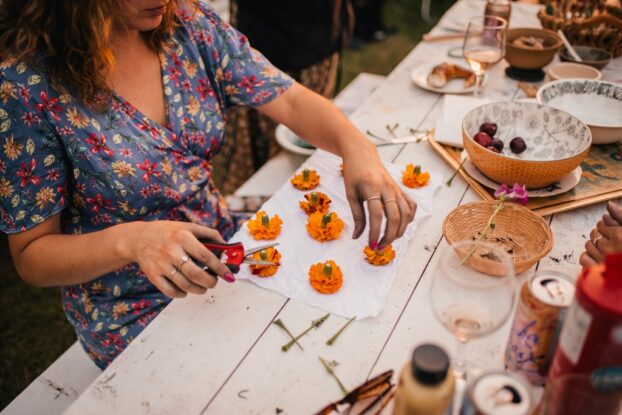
[
  {"xmin": 460, "ymin": 199, "xmax": 505, "ymax": 264},
  {"xmin": 445, "ymin": 158, "xmax": 467, "ymax": 187},
  {"xmin": 386, "ymin": 123, "xmax": 399, "ymax": 138},
  {"xmin": 319, "ymin": 356, "xmax": 348, "ymax": 395},
  {"xmin": 272, "ymin": 319, "xmax": 303, "ymax": 351},
  {"xmin": 326, "ymin": 316, "xmax": 356, "ymax": 346},
  {"xmin": 281, "ymin": 313, "xmax": 330, "ymax": 352}
]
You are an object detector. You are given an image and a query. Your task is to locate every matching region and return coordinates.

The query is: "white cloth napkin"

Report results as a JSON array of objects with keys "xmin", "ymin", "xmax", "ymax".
[
  {"xmin": 231, "ymin": 150, "xmax": 443, "ymax": 319},
  {"xmin": 434, "ymin": 95, "xmax": 493, "ymax": 148}
]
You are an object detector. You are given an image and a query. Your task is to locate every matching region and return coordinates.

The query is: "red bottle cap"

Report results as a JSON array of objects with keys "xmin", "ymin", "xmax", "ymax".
[{"xmin": 580, "ymin": 254, "xmax": 622, "ymax": 317}]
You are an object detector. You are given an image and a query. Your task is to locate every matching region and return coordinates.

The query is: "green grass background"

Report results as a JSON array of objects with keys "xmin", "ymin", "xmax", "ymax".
[{"xmin": 0, "ymin": 0, "xmax": 453, "ymax": 408}]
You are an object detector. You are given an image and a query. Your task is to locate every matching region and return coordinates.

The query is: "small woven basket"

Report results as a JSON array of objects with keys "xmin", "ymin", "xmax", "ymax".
[
  {"xmin": 538, "ymin": 5, "xmax": 622, "ymax": 57},
  {"xmin": 443, "ymin": 201, "xmax": 554, "ymax": 274}
]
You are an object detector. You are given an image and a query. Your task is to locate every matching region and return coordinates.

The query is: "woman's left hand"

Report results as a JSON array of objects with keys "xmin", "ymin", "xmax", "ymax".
[
  {"xmin": 580, "ymin": 202, "xmax": 622, "ymax": 268},
  {"xmin": 342, "ymin": 142, "xmax": 417, "ymax": 250}
]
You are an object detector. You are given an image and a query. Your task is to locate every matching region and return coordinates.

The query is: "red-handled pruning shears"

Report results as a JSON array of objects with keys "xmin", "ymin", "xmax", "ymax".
[{"xmin": 200, "ymin": 240, "xmax": 279, "ymax": 274}]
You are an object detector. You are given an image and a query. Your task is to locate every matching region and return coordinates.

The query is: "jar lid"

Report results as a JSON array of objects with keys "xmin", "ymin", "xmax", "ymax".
[{"xmin": 411, "ymin": 344, "xmax": 450, "ymax": 386}]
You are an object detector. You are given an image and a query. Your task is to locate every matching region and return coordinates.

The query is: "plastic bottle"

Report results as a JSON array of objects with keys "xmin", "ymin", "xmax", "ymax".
[{"xmin": 393, "ymin": 344, "xmax": 455, "ymax": 415}]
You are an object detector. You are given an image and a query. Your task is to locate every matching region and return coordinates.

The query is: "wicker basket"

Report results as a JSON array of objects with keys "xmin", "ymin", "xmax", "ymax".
[
  {"xmin": 538, "ymin": 5, "xmax": 622, "ymax": 57},
  {"xmin": 443, "ymin": 201, "xmax": 554, "ymax": 274}
]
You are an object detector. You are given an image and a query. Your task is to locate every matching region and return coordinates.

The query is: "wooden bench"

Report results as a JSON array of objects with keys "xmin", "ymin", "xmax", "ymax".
[{"xmin": 1, "ymin": 342, "xmax": 101, "ymax": 415}]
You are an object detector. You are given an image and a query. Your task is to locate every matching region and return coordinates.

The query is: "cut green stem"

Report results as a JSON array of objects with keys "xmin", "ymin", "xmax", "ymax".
[
  {"xmin": 461, "ymin": 200, "xmax": 505, "ymax": 265},
  {"xmin": 272, "ymin": 319, "xmax": 303, "ymax": 351},
  {"xmin": 319, "ymin": 356, "xmax": 348, "ymax": 395},
  {"xmin": 326, "ymin": 316, "xmax": 356, "ymax": 346},
  {"xmin": 366, "ymin": 130, "xmax": 388, "ymax": 142},
  {"xmin": 281, "ymin": 313, "xmax": 330, "ymax": 352},
  {"xmin": 445, "ymin": 158, "xmax": 467, "ymax": 187}
]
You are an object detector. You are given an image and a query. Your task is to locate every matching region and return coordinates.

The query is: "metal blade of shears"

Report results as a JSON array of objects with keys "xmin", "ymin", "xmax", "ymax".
[
  {"xmin": 244, "ymin": 242, "xmax": 280, "ymax": 257},
  {"xmin": 243, "ymin": 259, "xmax": 277, "ymax": 266}
]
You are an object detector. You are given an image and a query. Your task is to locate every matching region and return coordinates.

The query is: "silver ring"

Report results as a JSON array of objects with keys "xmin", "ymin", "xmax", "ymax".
[
  {"xmin": 593, "ymin": 235, "xmax": 603, "ymax": 248},
  {"xmin": 178, "ymin": 255, "xmax": 190, "ymax": 271},
  {"xmin": 384, "ymin": 198, "xmax": 398, "ymax": 204},
  {"xmin": 365, "ymin": 196, "xmax": 382, "ymax": 203},
  {"xmin": 170, "ymin": 268, "xmax": 179, "ymax": 277}
]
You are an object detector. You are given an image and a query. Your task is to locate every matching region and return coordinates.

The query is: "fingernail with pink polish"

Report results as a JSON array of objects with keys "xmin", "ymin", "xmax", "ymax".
[
  {"xmin": 370, "ymin": 240, "xmax": 378, "ymax": 250},
  {"xmin": 223, "ymin": 272, "xmax": 236, "ymax": 283}
]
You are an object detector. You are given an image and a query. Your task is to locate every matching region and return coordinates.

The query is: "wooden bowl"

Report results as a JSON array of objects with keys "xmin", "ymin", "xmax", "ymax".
[
  {"xmin": 462, "ymin": 101, "xmax": 592, "ymax": 189},
  {"xmin": 443, "ymin": 201, "xmax": 554, "ymax": 274},
  {"xmin": 505, "ymin": 28, "xmax": 562, "ymax": 69}
]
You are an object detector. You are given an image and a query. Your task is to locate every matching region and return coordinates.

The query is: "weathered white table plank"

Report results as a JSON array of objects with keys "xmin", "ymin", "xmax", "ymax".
[{"xmin": 66, "ymin": 1, "xmax": 620, "ymax": 414}]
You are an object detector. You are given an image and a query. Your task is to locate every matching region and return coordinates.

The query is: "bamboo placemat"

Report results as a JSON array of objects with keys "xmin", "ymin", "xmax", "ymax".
[{"xmin": 429, "ymin": 134, "xmax": 622, "ymax": 216}]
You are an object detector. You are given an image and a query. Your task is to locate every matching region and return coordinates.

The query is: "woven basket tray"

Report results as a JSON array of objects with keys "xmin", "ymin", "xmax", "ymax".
[
  {"xmin": 538, "ymin": 5, "xmax": 622, "ymax": 57},
  {"xmin": 443, "ymin": 201, "xmax": 554, "ymax": 274}
]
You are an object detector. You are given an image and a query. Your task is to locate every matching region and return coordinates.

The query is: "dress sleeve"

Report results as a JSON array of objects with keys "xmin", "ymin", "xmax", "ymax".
[
  {"xmin": 186, "ymin": 2, "xmax": 294, "ymax": 109},
  {"xmin": 0, "ymin": 69, "xmax": 69, "ymax": 233}
]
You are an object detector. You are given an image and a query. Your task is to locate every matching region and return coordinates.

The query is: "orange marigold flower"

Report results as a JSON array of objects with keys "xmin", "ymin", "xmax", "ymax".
[
  {"xmin": 250, "ymin": 247, "xmax": 282, "ymax": 277},
  {"xmin": 306, "ymin": 211, "xmax": 344, "ymax": 242},
  {"xmin": 247, "ymin": 211, "xmax": 282, "ymax": 240},
  {"xmin": 309, "ymin": 260, "xmax": 343, "ymax": 294},
  {"xmin": 299, "ymin": 191, "xmax": 331, "ymax": 215},
  {"xmin": 402, "ymin": 164, "xmax": 430, "ymax": 188},
  {"xmin": 364, "ymin": 245, "xmax": 396, "ymax": 266},
  {"xmin": 291, "ymin": 168, "xmax": 320, "ymax": 190}
]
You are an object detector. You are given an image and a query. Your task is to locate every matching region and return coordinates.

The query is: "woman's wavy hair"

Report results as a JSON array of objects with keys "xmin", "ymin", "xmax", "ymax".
[{"xmin": 0, "ymin": 0, "xmax": 189, "ymax": 106}]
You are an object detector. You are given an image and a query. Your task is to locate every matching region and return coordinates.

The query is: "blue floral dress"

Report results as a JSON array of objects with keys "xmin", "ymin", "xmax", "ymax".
[{"xmin": 0, "ymin": 2, "xmax": 292, "ymax": 369}]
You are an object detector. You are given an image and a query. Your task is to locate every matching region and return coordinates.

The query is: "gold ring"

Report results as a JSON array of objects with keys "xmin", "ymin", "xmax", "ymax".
[
  {"xmin": 593, "ymin": 235, "xmax": 603, "ymax": 248},
  {"xmin": 170, "ymin": 268, "xmax": 179, "ymax": 278},
  {"xmin": 178, "ymin": 255, "xmax": 191, "ymax": 271},
  {"xmin": 384, "ymin": 198, "xmax": 397, "ymax": 203},
  {"xmin": 366, "ymin": 196, "xmax": 381, "ymax": 203}
]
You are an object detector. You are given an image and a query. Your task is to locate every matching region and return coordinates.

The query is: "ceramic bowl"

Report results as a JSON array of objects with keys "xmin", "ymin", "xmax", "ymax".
[
  {"xmin": 537, "ymin": 79, "xmax": 622, "ymax": 145},
  {"xmin": 462, "ymin": 101, "xmax": 592, "ymax": 189},
  {"xmin": 505, "ymin": 28, "xmax": 563, "ymax": 70},
  {"xmin": 559, "ymin": 46, "xmax": 613, "ymax": 70},
  {"xmin": 546, "ymin": 62, "xmax": 602, "ymax": 82}
]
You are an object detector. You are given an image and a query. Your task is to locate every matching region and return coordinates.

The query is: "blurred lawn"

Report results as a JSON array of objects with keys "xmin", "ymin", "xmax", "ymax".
[{"xmin": 0, "ymin": 0, "xmax": 453, "ymax": 409}]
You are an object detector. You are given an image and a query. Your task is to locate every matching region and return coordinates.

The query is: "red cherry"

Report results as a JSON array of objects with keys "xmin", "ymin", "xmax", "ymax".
[{"xmin": 474, "ymin": 131, "xmax": 492, "ymax": 147}]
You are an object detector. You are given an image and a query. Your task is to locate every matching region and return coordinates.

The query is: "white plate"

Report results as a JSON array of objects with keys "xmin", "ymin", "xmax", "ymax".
[
  {"xmin": 411, "ymin": 62, "xmax": 476, "ymax": 95},
  {"xmin": 275, "ymin": 124, "xmax": 315, "ymax": 156},
  {"xmin": 460, "ymin": 151, "xmax": 582, "ymax": 197}
]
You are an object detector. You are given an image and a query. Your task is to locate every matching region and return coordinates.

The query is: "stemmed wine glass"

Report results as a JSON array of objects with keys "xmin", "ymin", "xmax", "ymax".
[
  {"xmin": 462, "ymin": 15, "xmax": 508, "ymax": 97},
  {"xmin": 430, "ymin": 240, "xmax": 516, "ymax": 379}
]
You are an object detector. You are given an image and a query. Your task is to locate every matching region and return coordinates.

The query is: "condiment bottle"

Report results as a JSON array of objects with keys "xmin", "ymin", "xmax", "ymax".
[
  {"xmin": 546, "ymin": 253, "xmax": 622, "ymax": 415},
  {"xmin": 393, "ymin": 344, "xmax": 455, "ymax": 415}
]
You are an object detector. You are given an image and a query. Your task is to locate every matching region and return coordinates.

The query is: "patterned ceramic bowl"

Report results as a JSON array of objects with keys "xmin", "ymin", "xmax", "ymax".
[
  {"xmin": 462, "ymin": 101, "xmax": 592, "ymax": 189},
  {"xmin": 537, "ymin": 79, "xmax": 622, "ymax": 145}
]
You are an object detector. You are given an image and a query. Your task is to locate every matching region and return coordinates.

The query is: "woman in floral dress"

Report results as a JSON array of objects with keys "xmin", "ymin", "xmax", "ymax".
[{"xmin": 0, "ymin": 0, "xmax": 416, "ymax": 369}]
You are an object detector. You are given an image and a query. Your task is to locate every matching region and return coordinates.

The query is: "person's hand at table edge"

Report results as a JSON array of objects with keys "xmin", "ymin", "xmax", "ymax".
[
  {"xmin": 580, "ymin": 201, "xmax": 622, "ymax": 268},
  {"xmin": 258, "ymin": 82, "xmax": 417, "ymax": 249},
  {"xmin": 8, "ymin": 217, "xmax": 234, "ymax": 298}
]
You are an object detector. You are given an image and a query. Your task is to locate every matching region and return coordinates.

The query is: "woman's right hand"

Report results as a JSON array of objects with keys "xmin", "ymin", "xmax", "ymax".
[{"xmin": 123, "ymin": 221, "xmax": 234, "ymax": 298}]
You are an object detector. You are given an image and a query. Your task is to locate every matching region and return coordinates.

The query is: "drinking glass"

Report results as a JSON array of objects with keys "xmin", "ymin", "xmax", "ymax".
[
  {"xmin": 462, "ymin": 15, "xmax": 507, "ymax": 97},
  {"xmin": 430, "ymin": 240, "xmax": 516, "ymax": 379}
]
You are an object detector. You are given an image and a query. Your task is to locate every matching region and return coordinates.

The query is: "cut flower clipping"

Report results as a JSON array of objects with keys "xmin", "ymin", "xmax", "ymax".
[
  {"xmin": 299, "ymin": 191, "xmax": 331, "ymax": 215},
  {"xmin": 402, "ymin": 164, "xmax": 430, "ymax": 188},
  {"xmin": 309, "ymin": 260, "xmax": 343, "ymax": 294},
  {"xmin": 250, "ymin": 247, "xmax": 282, "ymax": 277},
  {"xmin": 247, "ymin": 211, "xmax": 283, "ymax": 240},
  {"xmin": 291, "ymin": 168, "xmax": 320, "ymax": 190},
  {"xmin": 306, "ymin": 211, "xmax": 344, "ymax": 242},
  {"xmin": 364, "ymin": 245, "xmax": 396, "ymax": 266}
]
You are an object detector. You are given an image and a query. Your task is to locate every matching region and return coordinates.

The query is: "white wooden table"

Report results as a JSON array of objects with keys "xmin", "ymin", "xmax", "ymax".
[{"xmin": 66, "ymin": 2, "xmax": 621, "ymax": 414}]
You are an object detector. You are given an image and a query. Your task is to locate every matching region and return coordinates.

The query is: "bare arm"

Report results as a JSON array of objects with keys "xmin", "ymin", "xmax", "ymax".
[
  {"xmin": 8, "ymin": 213, "xmax": 233, "ymax": 297},
  {"xmin": 258, "ymin": 82, "xmax": 417, "ymax": 249}
]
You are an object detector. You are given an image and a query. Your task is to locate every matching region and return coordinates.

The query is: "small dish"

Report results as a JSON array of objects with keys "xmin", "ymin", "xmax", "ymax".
[
  {"xmin": 559, "ymin": 45, "xmax": 613, "ymax": 70},
  {"xmin": 537, "ymin": 79, "xmax": 622, "ymax": 145},
  {"xmin": 460, "ymin": 151, "xmax": 582, "ymax": 198},
  {"xmin": 411, "ymin": 62, "xmax": 476, "ymax": 95},
  {"xmin": 546, "ymin": 62, "xmax": 602, "ymax": 81},
  {"xmin": 275, "ymin": 124, "xmax": 315, "ymax": 156}
]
